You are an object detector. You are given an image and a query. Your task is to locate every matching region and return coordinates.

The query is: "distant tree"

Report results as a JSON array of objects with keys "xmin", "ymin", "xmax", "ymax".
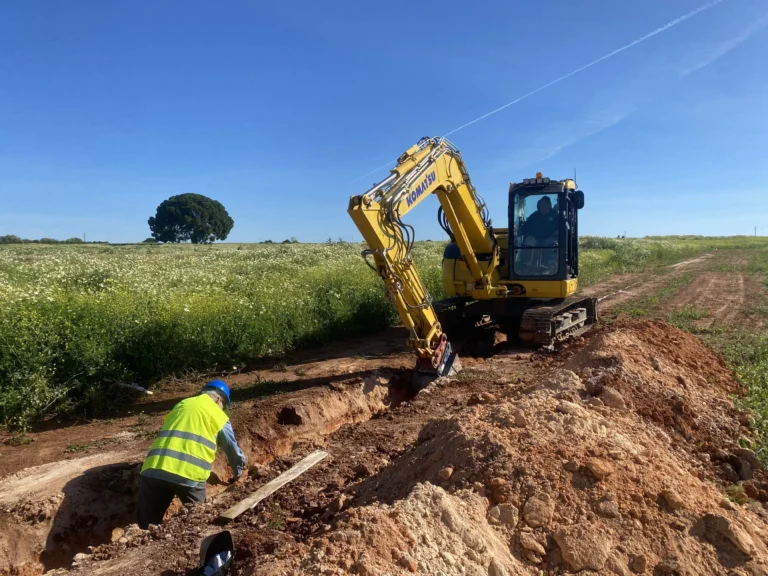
[
  {"xmin": 142, "ymin": 237, "xmax": 158, "ymax": 243},
  {"xmin": 281, "ymin": 239, "xmax": 292, "ymax": 244},
  {"xmin": 63, "ymin": 237, "xmax": 84, "ymax": 244},
  {"xmin": 148, "ymin": 193, "xmax": 234, "ymax": 244},
  {"xmin": 40, "ymin": 238, "xmax": 58, "ymax": 244},
  {"xmin": 290, "ymin": 237, "xmax": 298, "ymax": 243},
  {"xmin": 0, "ymin": 235, "xmax": 23, "ymax": 244},
  {"xmin": 262, "ymin": 239, "xmax": 274, "ymax": 244}
]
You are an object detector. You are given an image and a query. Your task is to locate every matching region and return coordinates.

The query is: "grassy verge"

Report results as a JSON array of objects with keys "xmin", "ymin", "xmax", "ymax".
[{"xmin": 2, "ymin": 237, "xmax": 767, "ymax": 428}]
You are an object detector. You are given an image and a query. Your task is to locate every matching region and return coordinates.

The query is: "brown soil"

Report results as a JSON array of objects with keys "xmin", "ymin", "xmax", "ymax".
[
  {"xmin": 7, "ymin": 320, "xmax": 766, "ymax": 576},
  {"xmin": 665, "ymin": 271, "xmax": 768, "ymax": 331},
  {"xmin": 582, "ymin": 253, "xmax": 714, "ymax": 313},
  {"xmin": 2, "ymin": 251, "xmax": 767, "ymax": 576},
  {"xmin": 640, "ymin": 250, "xmax": 767, "ymax": 331}
]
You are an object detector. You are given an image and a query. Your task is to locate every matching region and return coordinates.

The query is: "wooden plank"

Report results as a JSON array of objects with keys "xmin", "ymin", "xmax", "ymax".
[{"xmin": 216, "ymin": 450, "xmax": 328, "ymax": 523}]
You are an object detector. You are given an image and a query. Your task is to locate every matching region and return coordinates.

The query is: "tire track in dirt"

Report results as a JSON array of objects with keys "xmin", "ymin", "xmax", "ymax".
[
  {"xmin": 664, "ymin": 264, "xmax": 752, "ymax": 329},
  {"xmin": 581, "ymin": 253, "xmax": 714, "ymax": 312}
]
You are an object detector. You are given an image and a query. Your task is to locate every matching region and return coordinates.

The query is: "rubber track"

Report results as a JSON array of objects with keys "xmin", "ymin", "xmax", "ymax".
[{"xmin": 519, "ymin": 296, "xmax": 599, "ymax": 344}]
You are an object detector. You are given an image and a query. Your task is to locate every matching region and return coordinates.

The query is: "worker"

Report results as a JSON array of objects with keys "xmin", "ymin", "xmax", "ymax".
[
  {"xmin": 522, "ymin": 196, "xmax": 558, "ymax": 246},
  {"xmin": 136, "ymin": 380, "xmax": 246, "ymax": 529}
]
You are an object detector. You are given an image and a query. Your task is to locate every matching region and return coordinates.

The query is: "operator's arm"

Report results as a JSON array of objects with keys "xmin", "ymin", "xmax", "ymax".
[
  {"xmin": 520, "ymin": 212, "xmax": 539, "ymax": 237},
  {"xmin": 217, "ymin": 421, "xmax": 246, "ymax": 479}
]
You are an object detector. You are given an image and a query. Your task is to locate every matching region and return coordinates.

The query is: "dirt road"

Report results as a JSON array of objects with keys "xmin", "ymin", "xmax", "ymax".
[{"xmin": 1, "ymin": 249, "xmax": 767, "ymax": 575}]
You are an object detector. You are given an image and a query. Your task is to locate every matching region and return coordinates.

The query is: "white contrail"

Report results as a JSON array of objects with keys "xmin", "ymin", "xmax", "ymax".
[
  {"xmin": 352, "ymin": 0, "xmax": 727, "ymax": 183},
  {"xmin": 444, "ymin": 0, "xmax": 726, "ymax": 136},
  {"xmin": 352, "ymin": 159, "xmax": 397, "ymax": 184}
]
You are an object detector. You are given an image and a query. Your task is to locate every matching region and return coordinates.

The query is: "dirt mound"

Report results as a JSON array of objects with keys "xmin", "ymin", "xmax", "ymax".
[
  {"xmin": 565, "ymin": 320, "xmax": 752, "ymax": 482},
  {"xmin": 6, "ymin": 320, "xmax": 768, "ymax": 576},
  {"xmin": 248, "ymin": 321, "xmax": 768, "ymax": 575},
  {"xmin": 252, "ymin": 483, "xmax": 527, "ymax": 576}
]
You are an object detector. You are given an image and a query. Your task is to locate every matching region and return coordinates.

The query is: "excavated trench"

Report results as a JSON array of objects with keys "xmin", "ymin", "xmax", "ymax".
[{"xmin": 0, "ymin": 368, "xmax": 413, "ymax": 575}]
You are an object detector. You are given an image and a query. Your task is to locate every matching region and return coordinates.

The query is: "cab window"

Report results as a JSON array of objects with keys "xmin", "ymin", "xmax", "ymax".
[{"xmin": 513, "ymin": 193, "xmax": 559, "ymax": 276}]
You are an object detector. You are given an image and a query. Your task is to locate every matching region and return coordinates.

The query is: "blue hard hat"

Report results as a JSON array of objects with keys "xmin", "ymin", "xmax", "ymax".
[{"xmin": 202, "ymin": 379, "xmax": 231, "ymax": 406}]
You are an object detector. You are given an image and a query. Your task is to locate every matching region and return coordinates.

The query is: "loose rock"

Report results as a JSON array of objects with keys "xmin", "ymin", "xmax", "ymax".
[
  {"xmin": 655, "ymin": 557, "xmax": 679, "ymax": 574},
  {"xmin": 606, "ymin": 554, "xmax": 630, "ymax": 576},
  {"xmin": 497, "ymin": 503, "xmax": 519, "ymax": 527},
  {"xmin": 468, "ymin": 392, "xmax": 497, "ymax": 406},
  {"xmin": 553, "ymin": 523, "xmax": 613, "ymax": 571},
  {"xmin": 602, "ymin": 387, "xmax": 627, "ymax": 409},
  {"xmin": 437, "ymin": 466, "xmax": 454, "ymax": 480},
  {"xmin": 585, "ymin": 375, "xmax": 606, "ymax": 395},
  {"xmin": 329, "ymin": 494, "xmax": 347, "ymax": 513},
  {"xmin": 629, "ymin": 554, "xmax": 648, "ymax": 573},
  {"xmin": 488, "ymin": 558, "xmax": 508, "ymax": 576},
  {"xmin": 523, "ymin": 494, "xmax": 554, "ymax": 528},
  {"xmin": 732, "ymin": 448, "xmax": 760, "ymax": 480},
  {"xmin": 556, "ymin": 400, "xmax": 586, "ymax": 417},
  {"xmin": 586, "ymin": 458, "xmax": 614, "ymax": 481},
  {"xmin": 597, "ymin": 500, "xmax": 620, "ymax": 518},
  {"xmin": 519, "ymin": 532, "xmax": 546, "ymax": 555},
  {"xmin": 111, "ymin": 527, "xmax": 125, "ymax": 543},
  {"xmin": 398, "ymin": 554, "xmax": 418, "ymax": 572},
  {"xmin": 353, "ymin": 462, "xmax": 373, "ymax": 477},
  {"xmin": 704, "ymin": 513, "xmax": 755, "ymax": 557},
  {"xmin": 564, "ymin": 460, "xmax": 580, "ymax": 473},
  {"xmin": 660, "ymin": 489, "xmax": 685, "ymax": 511}
]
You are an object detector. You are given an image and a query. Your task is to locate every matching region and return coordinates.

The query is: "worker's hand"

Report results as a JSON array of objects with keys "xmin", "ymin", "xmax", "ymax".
[{"xmin": 230, "ymin": 469, "xmax": 248, "ymax": 484}]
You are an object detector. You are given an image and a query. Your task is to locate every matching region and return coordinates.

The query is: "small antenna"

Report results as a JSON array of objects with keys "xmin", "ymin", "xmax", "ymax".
[{"xmin": 573, "ymin": 167, "xmax": 577, "ymax": 183}]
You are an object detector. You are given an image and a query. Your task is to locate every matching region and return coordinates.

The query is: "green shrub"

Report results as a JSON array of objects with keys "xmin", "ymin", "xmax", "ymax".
[{"xmin": 1, "ymin": 237, "xmax": 766, "ymax": 427}]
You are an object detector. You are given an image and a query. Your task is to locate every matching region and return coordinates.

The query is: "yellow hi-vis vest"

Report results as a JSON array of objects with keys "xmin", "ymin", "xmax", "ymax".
[{"xmin": 141, "ymin": 394, "xmax": 229, "ymax": 483}]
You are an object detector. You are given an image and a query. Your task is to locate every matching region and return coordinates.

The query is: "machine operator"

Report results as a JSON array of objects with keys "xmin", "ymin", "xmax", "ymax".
[{"xmin": 522, "ymin": 196, "xmax": 558, "ymax": 246}]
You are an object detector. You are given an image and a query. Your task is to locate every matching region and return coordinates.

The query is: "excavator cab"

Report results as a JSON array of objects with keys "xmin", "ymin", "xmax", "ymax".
[{"xmin": 509, "ymin": 174, "xmax": 584, "ymax": 281}]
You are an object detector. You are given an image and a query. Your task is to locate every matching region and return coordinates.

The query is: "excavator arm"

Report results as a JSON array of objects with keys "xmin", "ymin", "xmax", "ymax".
[{"xmin": 348, "ymin": 137, "xmax": 495, "ymax": 375}]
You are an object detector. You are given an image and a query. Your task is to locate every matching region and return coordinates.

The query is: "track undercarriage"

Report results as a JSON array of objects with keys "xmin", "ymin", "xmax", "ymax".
[{"xmin": 435, "ymin": 296, "xmax": 599, "ymax": 348}]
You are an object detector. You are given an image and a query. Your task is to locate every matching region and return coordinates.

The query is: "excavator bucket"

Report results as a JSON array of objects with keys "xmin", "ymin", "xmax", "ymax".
[{"xmin": 415, "ymin": 334, "xmax": 462, "ymax": 381}]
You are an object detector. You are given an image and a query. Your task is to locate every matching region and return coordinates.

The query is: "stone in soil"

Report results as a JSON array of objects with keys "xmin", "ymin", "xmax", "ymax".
[
  {"xmin": 660, "ymin": 489, "xmax": 685, "ymax": 511},
  {"xmin": 629, "ymin": 553, "xmax": 648, "ymax": 573},
  {"xmin": 601, "ymin": 387, "xmax": 627, "ymax": 409},
  {"xmin": 553, "ymin": 523, "xmax": 613, "ymax": 571},
  {"xmin": 586, "ymin": 458, "xmax": 613, "ymax": 481},
  {"xmin": 519, "ymin": 532, "xmax": 546, "ymax": 555},
  {"xmin": 523, "ymin": 494, "xmax": 554, "ymax": 528}
]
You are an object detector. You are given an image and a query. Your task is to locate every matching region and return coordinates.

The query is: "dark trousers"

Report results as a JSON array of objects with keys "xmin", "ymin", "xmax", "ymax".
[{"xmin": 137, "ymin": 474, "xmax": 207, "ymax": 529}]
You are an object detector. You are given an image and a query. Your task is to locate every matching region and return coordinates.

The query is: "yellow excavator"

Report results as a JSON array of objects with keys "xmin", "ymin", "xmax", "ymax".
[{"xmin": 348, "ymin": 137, "xmax": 598, "ymax": 376}]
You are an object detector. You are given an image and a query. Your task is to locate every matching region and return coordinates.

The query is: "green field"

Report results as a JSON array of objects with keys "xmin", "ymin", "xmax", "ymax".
[{"xmin": 1, "ymin": 236, "xmax": 766, "ymax": 427}]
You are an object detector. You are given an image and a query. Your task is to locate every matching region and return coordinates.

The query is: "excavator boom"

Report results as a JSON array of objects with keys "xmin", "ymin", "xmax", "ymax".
[{"xmin": 348, "ymin": 137, "xmax": 493, "ymax": 375}]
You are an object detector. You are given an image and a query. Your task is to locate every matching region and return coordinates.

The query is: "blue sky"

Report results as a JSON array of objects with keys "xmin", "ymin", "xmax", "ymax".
[{"xmin": 1, "ymin": 0, "xmax": 767, "ymax": 243}]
